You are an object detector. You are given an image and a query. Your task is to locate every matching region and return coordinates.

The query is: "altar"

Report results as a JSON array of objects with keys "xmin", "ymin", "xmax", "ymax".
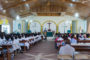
[
  {"xmin": 47, "ymin": 32, "xmax": 53, "ymax": 37},
  {"xmin": 43, "ymin": 21, "xmax": 55, "ymax": 37}
]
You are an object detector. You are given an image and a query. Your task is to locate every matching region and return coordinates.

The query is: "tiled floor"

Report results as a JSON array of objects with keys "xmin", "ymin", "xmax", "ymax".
[
  {"xmin": 14, "ymin": 40, "xmax": 57, "ymax": 60},
  {"xmin": 14, "ymin": 39, "xmax": 90, "ymax": 60}
]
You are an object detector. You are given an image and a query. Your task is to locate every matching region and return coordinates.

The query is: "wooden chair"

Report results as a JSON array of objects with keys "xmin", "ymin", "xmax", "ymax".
[
  {"xmin": 0, "ymin": 48, "xmax": 4, "ymax": 60},
  {"xmin": 29, "ymin": 39, "xmax": 34, "ymax": 47},
  {"xmin": 74, "ymin": 54, "xmax": 88, "ymax": 60},
  {"xmin": 0, "ymin": 55, "xmax": 4, "ymax": 60},
  {"xmin": 2, "ymin": 45, "xmax": 13, "ymax": 60},
  {"xmin": 57, "ymin": 55, "xmax": 73, "ymax": 60},
  {"xmin": 41, "ymin": 36, "xmax": 43, "ymax": 40},
  {"xmin": 19, "ymin": 40, "xmax": 28, "ymax": 51}
]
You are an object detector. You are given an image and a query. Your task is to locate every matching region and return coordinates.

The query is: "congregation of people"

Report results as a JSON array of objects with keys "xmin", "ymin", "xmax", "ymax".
[
  {"xmin": 0, "ymin": 32, "xmax": 42, "ymax": 60},
  {"xmin": 0, "ymin": 32, "xmax": 90, "ymax": 60},
  {"xmin": 55, "ymin": 33, "xmax": 90, "ymax": 57}
]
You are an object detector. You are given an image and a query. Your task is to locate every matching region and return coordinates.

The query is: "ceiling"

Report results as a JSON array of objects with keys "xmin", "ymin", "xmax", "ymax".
[{"xmin": 0, "ymin": 0, "xmax": 90, "ymax": 19}]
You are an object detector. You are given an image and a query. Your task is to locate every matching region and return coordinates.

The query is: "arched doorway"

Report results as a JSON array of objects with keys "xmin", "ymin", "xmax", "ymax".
[
  {"xmin": 30, "ymin": 22, "xmax": 41, "ymax": 33},
  {"xmin": 58, "ymin": 21, "xmax": 72, "ymax": 33},
  {"xmin": 43, "ymin": 20, "xmax": 56, "ymax": 32}
]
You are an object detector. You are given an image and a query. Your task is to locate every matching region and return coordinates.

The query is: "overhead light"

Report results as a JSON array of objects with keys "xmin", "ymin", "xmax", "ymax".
[
  {"xmin": 0, "ymin": 7, "xmax": 3, "ymax": 10},
  {"xmin": 22, "ymin": 0, "xmax": 26, "ymax": 1},
  {"xmin": 0, "ymin": 5, "xmax": 3, "ymax": 10},
  {"xmin": 72, "ymin": 0, "xmax": 79, "ymax": 2},
  {"xmin": 74, "ymin": 12, "xmax": 79, "ymax": 18},
  {"xmin": 3, "ymin": 10, "xmax": 6, "ymax": 13},
  {"xmin": 69, "ymin": 3, "xmax": 74, "ymax": 7},
  {"xmin": 25, "ymin": 4, "xmax": 29, "ymax": 8},
  {"xmin": 26, "ymin": 19, "xmax": 28, "ymax": 22},
  {"xmin": 16, "ymin": 15, "xmax": 20, "ymax": 20},
  {"xmin": 72, "ymin": 0, "xmax": 76, "ymax": 2},
  {"xmin": 25, "ymin": 3, "xmax": 30, "ymax": 10}
]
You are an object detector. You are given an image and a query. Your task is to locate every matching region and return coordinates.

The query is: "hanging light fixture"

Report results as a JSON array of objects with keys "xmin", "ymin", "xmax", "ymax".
[
  {"xmin": 74, "ymin": 12, "xmax": 80, "ymax": 18},
  {"xmin": 2, "ymin": 10, "xmax": 6, "ymax": 13},
  {"xmin": 16, "ymin": 15, "xmax": 20, "ymax": 20}
]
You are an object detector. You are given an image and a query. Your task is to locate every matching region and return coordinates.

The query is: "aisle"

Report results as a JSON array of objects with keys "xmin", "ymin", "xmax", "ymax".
[{"xmin": 14, "ymin": 40, "xmax": 57, "ymax": 60}]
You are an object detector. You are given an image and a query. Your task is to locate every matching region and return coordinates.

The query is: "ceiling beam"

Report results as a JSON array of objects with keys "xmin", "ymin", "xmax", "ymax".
[
  {"xmin": 5, "ymin": 0, "xmax": 37, "ymax": 9},
  {"xmin": 5, "ymin": 0, "xmax": 90, "ymax": 10},
  {"xmin": 59, "ymin": 0, "xmax": 90, "ymax": 7}
]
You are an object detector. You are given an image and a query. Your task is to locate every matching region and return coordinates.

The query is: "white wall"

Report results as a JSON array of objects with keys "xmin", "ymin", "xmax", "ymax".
[
  {"xmin": 87, "ymin": 17, "xmax": 90, "ymax": 33},
  {"xmin": 0, "ymin": 15, "xmax": 13, "ymax": 33},
  {"xmin": 22, "ymin": 15, "xmax": 83, "ymax": 25},
  {"xmin": 13, "ymin": 15, "xmax": 87, "ymax": 33},
  {"xmin": 58, "ymin": 21, "xmax": 72, "ymax": 33},
  {"xmin": 13, "ymin": 20, "xmax": 22, "ymax": 33},
  {"xmin": 77, "ymin": 20, "xmax": 87, "ymax": 33},
  {"xmin": 30, "ymin": 22, "xmax": 41, "ymax": 33},
  {"xmin": 43, "ymin": 22, "xmax": 56, "ymax": 32}
]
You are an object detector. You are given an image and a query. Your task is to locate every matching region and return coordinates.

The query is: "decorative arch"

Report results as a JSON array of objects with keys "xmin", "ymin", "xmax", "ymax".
[
  {"xmin": 56, "ymin": 20, "xmax": 65, "ymax": 33},
  {"xmin": 57, "ymin": 20, "xmax": 65, "ymax": 25},
  {"xmin": 57, "ymin": 20, "xmax": 72, "ymax": 33},
  {"xmin": 29, "ymin": 20, "xmax": 42, "ymax": 33},
  {"xmin": 33, "ymin": 20, "xmax": 41, "ymax": 26},
  {"xmin": 42, "ymin": 20, "xmax": 57, "ymax": 33},
  {"xmin": 42, "ymin": 20, "xmax": 56, "ymax": 26}
]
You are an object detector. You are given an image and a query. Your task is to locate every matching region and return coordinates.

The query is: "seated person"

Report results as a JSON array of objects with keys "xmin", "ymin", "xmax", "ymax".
[
  {"xmin": 59, "ymin": 40, "xmax": 75, "ymax": 56},
  {"xmin": 68, "ymin": 36, "xmax": 71, "ymax": 41},
  {"xmin": 56, "ymin": 36, "xmax": 65, "ymax": 47},
  {"xmin": 84, "ymin": 34, "xmax": 90, "ymax": 40},
  {"xmin": 0, "ymin": 36, "xmax": 4, "ymax": 45},
  {"xmin": 78, "ymin": 35, "xmax": 85, "ymax": 40},
  {"xmin": 70, "ymin": 35, "xmax": 77, "ymax": 44}
]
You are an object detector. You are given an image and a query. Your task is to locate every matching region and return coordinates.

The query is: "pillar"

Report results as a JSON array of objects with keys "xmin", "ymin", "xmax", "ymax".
[
  {"xmin": 41, "ymin": 25, "xmax": 43, "ymax": 34},
  {"xmin": 72, "ymin": 21, "xmax": 78, "ymax": 33},
  {"xmin": 56, "ymin": 25, "xmax": 58, "ymax": 33},
  {"xmin": 87, "ymin": 18, "xmax": 90, "ymax": 33},
  {"xmin": 9, "ymin": 19, "xmax": 13, "ymax": 33},
  {"xmin": 70, "ymin": 25, "xmax": 72, "ymax": 33},
  {"xmin": 21, "ymin": 21, "xmax": 24, "ymax": 33}
]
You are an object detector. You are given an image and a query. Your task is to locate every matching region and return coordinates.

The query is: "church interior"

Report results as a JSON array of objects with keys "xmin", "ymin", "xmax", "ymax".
[{"xmin": 0, "ymin": 0, "xmax": 90, "ymax": 60}]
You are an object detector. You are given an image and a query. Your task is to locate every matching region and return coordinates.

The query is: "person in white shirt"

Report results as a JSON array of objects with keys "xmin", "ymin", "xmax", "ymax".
[
  {"xmin": 59, "ymin": 40, "xmax": 75, "ymax": 56},
  {"xmin": 0, "ymin": 36, "xmax": 4, "ymax": 45}
]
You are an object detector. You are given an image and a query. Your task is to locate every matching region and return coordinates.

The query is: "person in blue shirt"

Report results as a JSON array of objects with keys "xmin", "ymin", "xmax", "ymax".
[{"xmin": 70, "ymin": 35, "xmax": 77, "ymax": 44}]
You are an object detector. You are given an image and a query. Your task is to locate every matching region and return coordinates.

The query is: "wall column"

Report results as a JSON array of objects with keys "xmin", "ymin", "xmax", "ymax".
[
  {"xmin": 41, "ymin": 25, "xmax": 43, "ymax": 34},
  {"xmin": 9, "ymin": 19, "xmax": 13, "ymax": 33},
  {"xmin": 56, "ymin": 25, "xmax": 58, "ymax": 33},
  {"xmin": 72, "ymin": 21, "xmax": 77, "ymax": 33},
  {"xmin": 87, "ymin": 18, "xmax": 90, "ymax": 33},
  {"xmin": 70, "ymin": 25, "xmax": 72, "ymax": 33}
]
